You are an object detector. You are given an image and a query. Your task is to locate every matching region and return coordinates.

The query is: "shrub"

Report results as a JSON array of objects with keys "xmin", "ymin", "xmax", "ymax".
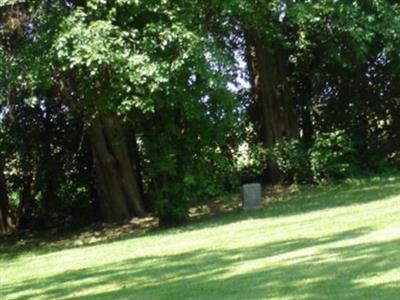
[
  {"xmin": 310, "ymin": 131, "xmax": 356, "ymax": 182},
  {"xmin": 235, "ymin": 144, "xmax": 268, "ymax": 184},
  {"xmin": 271, "ymin": 139, "xmax": 312, "ymax": 183}
]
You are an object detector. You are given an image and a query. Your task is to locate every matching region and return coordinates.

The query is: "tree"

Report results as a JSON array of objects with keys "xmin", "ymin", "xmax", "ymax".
[
  {"xmin": 209, "ymin": 1, "xmax": 300, "ymax": 181},
  {"xmin": 0, "ymin": 0, "xmax": 238, "ymax": 224},
  {"xmin": 0, "ymin": 158, "xmax": 11, "ymax": 233}
]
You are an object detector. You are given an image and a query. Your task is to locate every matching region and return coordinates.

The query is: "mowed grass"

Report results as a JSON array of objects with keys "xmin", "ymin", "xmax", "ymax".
[{"xmin": 1, "ymin": 174, "xmax": 400, "ymax": 300}]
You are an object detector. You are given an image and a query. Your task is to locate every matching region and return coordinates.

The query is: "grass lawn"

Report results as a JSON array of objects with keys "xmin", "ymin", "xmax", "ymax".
[{"xmin": 1, "ymin": 174, "xmax": 400, "ymax": 299}]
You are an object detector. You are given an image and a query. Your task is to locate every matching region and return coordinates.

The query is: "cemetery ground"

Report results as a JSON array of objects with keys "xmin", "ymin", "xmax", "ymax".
[{"xmin": 1, "ymin": 173, "xmax": 400, "ymax": 300}]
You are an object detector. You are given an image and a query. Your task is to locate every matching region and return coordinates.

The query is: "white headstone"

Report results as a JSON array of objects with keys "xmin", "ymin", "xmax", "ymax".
[{"xmin": 241, "ymin": 183, "xmax": 262, "ymax": 210}]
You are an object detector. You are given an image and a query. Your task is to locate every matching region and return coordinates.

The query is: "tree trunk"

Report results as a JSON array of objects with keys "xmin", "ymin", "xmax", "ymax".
[
  {"xmin": 88, "ymin": 113, "xmax": 146, "ymax": 222},
  {"xmin": 245, "ymin": 31, "xmax": 299, "ymax": 182},
  {"xmin": 127, "ymin": 128, "xmax": 151, "ymax": 211},
  {"xmin": 40, "ymin": 103, "xmax": 57, "ymax": 225},
  {"xmin": 18, "ymin": 175, "xmax": 36, "ymax": 229},
  {"xmin": 0, "ymin": 159, "xmax": 10, "ymax": 233},
  {"xmin": 299, "ymin": 77, "xmax": 314, "ymax": 145}
]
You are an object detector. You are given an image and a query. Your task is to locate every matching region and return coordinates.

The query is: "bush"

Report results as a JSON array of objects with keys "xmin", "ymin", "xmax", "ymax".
[
  {"xmin": 270, "ymin": 131, "xmax": 357, "ymax": 184},
  {"xmin": 310, "ymin": 131, "xmax": 356, "ymax": 182},
  {"xmin": 235, "ymin": 144, "xmax": 268, "ymax": 184},
  {"xmin": 271, "ymin": 139, "xmax": 312, "ymax": 183}
]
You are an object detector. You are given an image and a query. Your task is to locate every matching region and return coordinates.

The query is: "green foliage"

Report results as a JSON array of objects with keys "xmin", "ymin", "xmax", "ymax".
[
  {"xmin": 271, "ymin": 139, "xmax": 312, "ymax": 184},
  {"xmin": 310, "ymin": 131, "xmax": 356, "ymax": 182},
  {"xmin": 271, "ymin": 132, "xmax": 358, "ymax": 184},
  {"xmin": 51, "ymin": 1, "xmax": 220, "ymax": 117},
  {"xmin": 141, "ymin": 87, "xmax": 238, "ymax": 223},
  {"xmin": 234, "ymin": 144, "xmax": 268, "ymax": 183}
]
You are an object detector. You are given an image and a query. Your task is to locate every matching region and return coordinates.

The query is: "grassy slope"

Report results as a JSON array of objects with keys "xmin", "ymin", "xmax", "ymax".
[{"xmin": 1, "ymin": 174, "xmax": 400, "ymax": 300}]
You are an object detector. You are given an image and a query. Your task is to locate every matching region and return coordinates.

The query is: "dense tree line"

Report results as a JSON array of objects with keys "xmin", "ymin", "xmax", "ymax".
[{"xmin": 1, "ymin": 0, "xmax": 399, "ymax": 232}]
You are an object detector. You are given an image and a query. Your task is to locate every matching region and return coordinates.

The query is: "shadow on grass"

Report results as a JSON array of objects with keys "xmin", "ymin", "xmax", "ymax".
[
  {"xmin": 1, "ymin": 173, "xmax": 400, "ymax": 262},
  {"xmin": 1, "ymin": 227, "xmax": 399, "ymax": 300}
]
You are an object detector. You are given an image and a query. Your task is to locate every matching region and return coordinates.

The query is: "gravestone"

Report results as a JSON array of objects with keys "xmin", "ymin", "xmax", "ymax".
[{"xmin": 241, "ymin": 183, "xmax": 262, "ymax": 210}]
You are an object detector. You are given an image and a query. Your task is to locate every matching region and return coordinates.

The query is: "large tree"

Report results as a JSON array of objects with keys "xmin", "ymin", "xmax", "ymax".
[
  {"xmin": 210, "ymin": 1, "xmax": 300, "ymax": 181},
  {"xmin": 1, "ymin": 0, "xmax": 237, "ymax": 224},
  {"xmin": 213, "ymin": 0, "xmax": 400, "ymax": 181}
]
